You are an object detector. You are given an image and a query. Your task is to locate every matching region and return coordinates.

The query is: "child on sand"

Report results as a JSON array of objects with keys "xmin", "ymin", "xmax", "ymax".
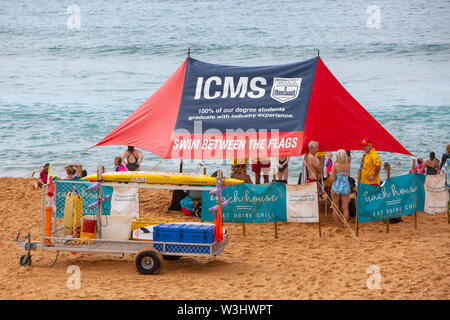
[
  {"xmin": 114, "ymin": 157, "xmax": 127, "ymax": 172},
  {"xmin": 35, "ymin": 163, "xmax": 49, "ymax": 188}
]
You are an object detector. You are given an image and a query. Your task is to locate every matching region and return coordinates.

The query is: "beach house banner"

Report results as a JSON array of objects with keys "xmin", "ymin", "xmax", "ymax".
[
  {"xmin": 201, "ymin": 182, "xmax": 318, "ymax": 223},
  {"xmin": 424, "ymin": 174, "xmax": 449, "ymax": 214},
  {"xmin": 357, "ymin": 173, "xmax": 425, "ymax": 223},
  {"xmin": 96, "ymin": 56, "xmax": 412, "ymax": 159}
]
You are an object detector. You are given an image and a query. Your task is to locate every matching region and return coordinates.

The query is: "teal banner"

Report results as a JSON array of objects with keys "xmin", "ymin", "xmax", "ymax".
[
  {"xmin": 55, "ymin": 181, "xmax": 113, "ymax": 218},
  {"xmin": 202, "ymin": 182, "xmax": 286, "ymax": 223},
  {"xmin": 357, "ymin": 173, "xmax": 425, "ymax": 223}
]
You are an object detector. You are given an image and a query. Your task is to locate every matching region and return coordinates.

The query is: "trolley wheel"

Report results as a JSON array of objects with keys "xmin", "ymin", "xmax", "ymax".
[
  {"xmin": 162, "ymin": 255, "xmax": 181, "ymax": 260},
  {"xmin": 20, "ymin": 254, "xmax": 31, "ymax": 267},
  {"xmin": 135, "ymin": 249, "xmax": 161, "ymax": 275}
]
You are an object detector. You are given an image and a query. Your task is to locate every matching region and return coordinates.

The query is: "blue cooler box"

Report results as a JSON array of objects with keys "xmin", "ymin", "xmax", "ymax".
[{"xmin": 154, "ymin": 223, "xmax": 215, "ymax": 244}]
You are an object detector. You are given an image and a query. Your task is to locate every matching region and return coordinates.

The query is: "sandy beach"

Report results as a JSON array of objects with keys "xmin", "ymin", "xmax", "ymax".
[{"xmin": 0, "ymin": 177, "xmax": 448, "ymax": 300}]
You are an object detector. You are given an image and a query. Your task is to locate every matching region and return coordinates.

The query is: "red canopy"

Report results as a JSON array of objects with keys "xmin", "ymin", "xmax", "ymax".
[
  {"xmin": 302, "ymin": 58, "xmax": 412, "ymax": 155},
  {"xmin": 96, "ymin": 57, "xmax": 412, "ymax": 158}
]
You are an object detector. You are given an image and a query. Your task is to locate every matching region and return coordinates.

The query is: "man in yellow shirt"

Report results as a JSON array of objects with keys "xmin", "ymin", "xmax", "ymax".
[{"xmin": 360, "ymin": 138, "xmax": 381, "ymax": 185}]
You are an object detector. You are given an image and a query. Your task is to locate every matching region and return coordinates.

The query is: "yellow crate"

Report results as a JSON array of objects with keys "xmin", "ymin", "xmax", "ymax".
[{"xmin": 131, "ymin": 218, "xmax": 178, "ymax": 231}]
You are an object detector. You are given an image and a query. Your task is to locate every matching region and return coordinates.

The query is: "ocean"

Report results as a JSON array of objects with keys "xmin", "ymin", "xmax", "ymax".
[{"xmin": 1, "ymin": 0, "xmax": 449, "ymax": 181}]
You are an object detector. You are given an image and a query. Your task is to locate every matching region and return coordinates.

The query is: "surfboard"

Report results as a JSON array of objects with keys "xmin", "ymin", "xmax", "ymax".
[{"xmin": 81, "ymin": 171, "xmax": 244, "ymax": 186}]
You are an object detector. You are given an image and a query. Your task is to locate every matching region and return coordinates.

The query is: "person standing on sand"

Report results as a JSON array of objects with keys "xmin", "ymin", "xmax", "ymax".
[
  {"xmin": 324, "ymin": 152, "xmax": 333, "ymax": 180},
  {"xmin": 439, "ymin": 144, "xmax": 450, "ymax": 172},
  {"xmin": 316, "ymin": 151, "xmax": 326, "ymax": 177},
  {"xmin": 277, "ymin": 156, "xmax": 289, "ymax": 182},
  {"xmin": 252, "ymin": 157, "xmax": 271, "ymax": 184},
  {"xmin": 424, "ymin": 152, "xmax": 440, "ymax": 175},
  {"xmin": 330, "ymin": 150, "xmax": 351, "ymax": 226},
  {"xmin": 35, "ymin": 163, "xmax": 49, "ymax": 188},
  {"xmin": 323, "ymin": 152, "xmax": 333, "ymax": 194},
  {"xmin": 360, "ymin": 139, "xmax": 381, "ymax": 186},
  {"xmin": 304, "ymin": 141, "xmax": 322, "ymax": 184},
  {"xmin": 122, "ymin": 146, "xmax": 143, "ymax": 171},
  {"xmin": 231, "ymin": 158, "xmax": 252, "ymax": 183}
]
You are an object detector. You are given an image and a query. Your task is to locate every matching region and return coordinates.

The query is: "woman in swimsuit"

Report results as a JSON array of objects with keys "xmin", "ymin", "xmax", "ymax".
[
  {"xmin": 277, "ymin": 156, "xmax": 289, "ymax": 181},
  {"xmin": 424, "ymin": 152, "xmax": 440, "ymax": 175},
  {"xmin": 122, "ymin": 146, "xmax": 143, "ymax": 171},
  {"xmin": 330, "ymin": 149, "xmax": 351, "ymax": 227}
]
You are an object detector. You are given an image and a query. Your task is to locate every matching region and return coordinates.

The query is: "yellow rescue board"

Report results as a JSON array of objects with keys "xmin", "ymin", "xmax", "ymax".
[{"xmin": 81, "ymin": 171, "xmax": 244, "ymax": 186}]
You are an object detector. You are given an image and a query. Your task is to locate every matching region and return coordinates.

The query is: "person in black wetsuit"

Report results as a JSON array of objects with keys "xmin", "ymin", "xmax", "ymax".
[{"xmin": 121, "ymin": 146, "xmax": 143, "ymax": 171}]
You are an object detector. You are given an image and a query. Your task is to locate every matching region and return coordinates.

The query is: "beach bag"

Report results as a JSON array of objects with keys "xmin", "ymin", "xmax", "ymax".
[
  {"xmin": 348, "ymin": 198, "xmax": 356, "ymax": 218},
  {"xmin": 180, "ymin": 196, "xmax": 195, "ymax": 216}
]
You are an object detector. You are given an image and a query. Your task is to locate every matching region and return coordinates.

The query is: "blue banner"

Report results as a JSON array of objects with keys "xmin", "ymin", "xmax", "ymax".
[
  {"xmin": 55, "ymin": 181, "xmax": 113, "ymax": 218},
  {"xmin": 357, "ymin": 173, "xmax": 425, "ymax": 223},
  {"xmin": 175, "ymin": 57, "xmax": 318, "ymax": 133},
  {"xmin": 202, "ymin": 182, "xmax": 286, "ymax": 223},
  {"xmin": 201, "ymin": 182, "xmax": 320, "ymax": 223}
]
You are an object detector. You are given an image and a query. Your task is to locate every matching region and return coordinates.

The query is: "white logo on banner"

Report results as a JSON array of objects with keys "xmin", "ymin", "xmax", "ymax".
[{"xmin": 270, "ymin": 77, "xmax": 302, "ymax": 103}]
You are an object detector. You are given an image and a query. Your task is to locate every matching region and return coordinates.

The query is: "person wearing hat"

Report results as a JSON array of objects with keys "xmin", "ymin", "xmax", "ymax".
[{"xmin": 360, "ymin": 138, "xmax": 381, "ymax": 186}]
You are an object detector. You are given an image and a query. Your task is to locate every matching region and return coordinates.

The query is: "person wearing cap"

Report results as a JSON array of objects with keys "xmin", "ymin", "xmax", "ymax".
[{"xmin": 360, "ymin": 139, "xmax": 381, "ymax": 185}]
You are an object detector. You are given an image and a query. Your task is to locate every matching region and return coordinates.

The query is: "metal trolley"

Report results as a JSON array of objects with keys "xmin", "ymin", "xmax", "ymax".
[{"xmin": 13, "ymin": 169, "xmax": 228, "ymax": 275}]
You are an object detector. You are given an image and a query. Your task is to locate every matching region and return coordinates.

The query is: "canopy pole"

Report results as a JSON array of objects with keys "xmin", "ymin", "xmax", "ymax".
[
  {"xmin": 386, "ymin": 163, "xmax": 391, "ymax": 234},
  {"xmin": 187, "ymin": 47, "xmax": 190, "ymax": 58},
  {"xmin": 272, "ymin": 169, "xmax": 278, "ymax": 239},
  {"xmin": 317, "ymin": 49, "xmax": 320, "ymax": 56}
]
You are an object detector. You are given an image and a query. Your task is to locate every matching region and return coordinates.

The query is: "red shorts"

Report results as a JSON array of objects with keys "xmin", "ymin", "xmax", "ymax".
[{"xmin": 252, "ymin": 160, "xmax": 271, "ymax": 175}]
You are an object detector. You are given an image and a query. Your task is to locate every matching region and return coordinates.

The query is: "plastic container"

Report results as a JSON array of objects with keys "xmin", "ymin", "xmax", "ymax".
[
  {"xmin": 182, "ymin": 224, "xmax": 215, "ymax": 244},
  {"xmin": 131, "ymin": 225, "xmax": 158, "ymax": 241},
  {"xmin": 153, "ymin": 223, "xmax": 215, "ymax": 244},
  {"xmin": 153, "ymin": 223, "xmax": 185, "ymax": 242}
]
